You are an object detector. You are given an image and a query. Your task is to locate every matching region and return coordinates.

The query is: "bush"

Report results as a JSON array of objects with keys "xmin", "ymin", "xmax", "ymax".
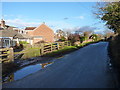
[
  {"xmin": 59, "ymin": 36, "xmax": 66, "ymax": 41},
  {"xmin": 19, "ymin": 41, "xmax": 29, "ymax": 44},
  {"xmin": 109, "ymin": 35, "xmax": 120, "ymax": 86},
  {"xmin": 2, "ymin": 62, "xmax": 19, "ymax": 78},
  {"xmin": 110, "ymin": 35, "xmax": 120, "ymax": 68},
  {"xmin": 80, "ymin": 36, "xmax": 85, "ymax": 43},
  {"xmin": 90, "ymin": 34, "xmax": 98, "ymax": 41},
  {"xmin": 68, "ymin": 34, "xmax": 81, "ymax": 45},
  {"xmin": 14, "ymin": 44, "xmax": 23, "ymax": 50}
]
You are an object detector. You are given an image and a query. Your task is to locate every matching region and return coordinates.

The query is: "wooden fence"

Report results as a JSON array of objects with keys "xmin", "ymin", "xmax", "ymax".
[
  {"xmin": 0, "ymin": 41, "xmax": 71, "ymax": 63},
  {"xmin": 40, "ymin": 41, "xmax": 71, "ymax": 55},
  {"xmin": 0, "ymin": 48, "xmax": 14, "ymax": 63}
]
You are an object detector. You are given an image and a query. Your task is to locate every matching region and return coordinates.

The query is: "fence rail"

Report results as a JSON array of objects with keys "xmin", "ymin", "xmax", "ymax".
[
  {"xmin": 40, "ymin": 41, "xmax": 71, "ymax": 55},
  {"xmin": 0, "ymin": 48, "xmax": 14, "ymax": 63},
  {"xmin": 0, "ymin": 41, "xmax": 71, "ymax": 63}
]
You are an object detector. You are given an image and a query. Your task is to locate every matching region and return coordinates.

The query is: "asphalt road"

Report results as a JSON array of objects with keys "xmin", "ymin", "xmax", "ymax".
[{"xmin": 3, "ymin": 42, "xmax": 116, "ymax": 88}]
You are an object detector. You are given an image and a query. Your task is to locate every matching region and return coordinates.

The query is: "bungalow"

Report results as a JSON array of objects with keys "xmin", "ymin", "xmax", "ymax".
[
  {"xmin": 0, "ymin": 30, "xmax": 20, "ymax": 48},
  {"xmin": 0, "ymin": 30, "xmax": 33, "ymax": 48},
  {"xmin": 25, "ymin": 23, "xmax": 54, "ymax": 43},
  {"xmin": 0, "ymin": 19, "xmax": 33, "ymax": 48}
]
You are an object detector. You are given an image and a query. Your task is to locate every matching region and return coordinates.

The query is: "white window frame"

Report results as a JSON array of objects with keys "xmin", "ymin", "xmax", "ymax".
[{"xmin": 3, "ymin": 39, "xmax": 11, "ymax": 47}]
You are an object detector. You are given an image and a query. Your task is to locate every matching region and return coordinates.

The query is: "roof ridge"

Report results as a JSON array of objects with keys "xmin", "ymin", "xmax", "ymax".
[{"xmin": 40, "ymin": 23, "xmax": 53, "ymax": 31}]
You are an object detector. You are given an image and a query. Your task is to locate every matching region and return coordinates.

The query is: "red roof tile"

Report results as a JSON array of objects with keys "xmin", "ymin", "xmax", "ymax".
[{"xmin": 25, "ymin": 27, "xmax": 36, "ymax": 30}]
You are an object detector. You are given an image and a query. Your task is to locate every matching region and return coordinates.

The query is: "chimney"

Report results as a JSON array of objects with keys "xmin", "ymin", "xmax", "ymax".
[
  {"xmin": 1, "ymin": 19, "xmax": 5, "ymax": 28},
  {"xmin": 43, "ymin": 22, "xmax": 45, "ymax": 24}
]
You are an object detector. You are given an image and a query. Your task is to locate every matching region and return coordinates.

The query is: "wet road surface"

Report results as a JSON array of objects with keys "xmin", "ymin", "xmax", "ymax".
[{"xmin": 3, "ymin": 42, "xmax": 117, "ymax": 88}]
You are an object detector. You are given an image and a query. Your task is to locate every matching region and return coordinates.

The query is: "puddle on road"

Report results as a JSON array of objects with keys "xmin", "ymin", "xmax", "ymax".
[
  {"xmin": 3, "ymin": 62, "xmax": 53, "ymax": 83},
  {"xmin": 3, "ymin": 55, "xmax": 65, "ymax": 84}
]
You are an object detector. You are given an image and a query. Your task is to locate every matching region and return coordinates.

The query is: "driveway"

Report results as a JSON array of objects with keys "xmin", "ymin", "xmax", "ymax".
[{"xmin": 3, "ymin": 42, "xmax": 116, "ymax": 88}]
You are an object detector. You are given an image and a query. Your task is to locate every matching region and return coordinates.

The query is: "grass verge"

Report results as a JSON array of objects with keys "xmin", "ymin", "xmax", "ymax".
[
  {"xmin": 43, "ymin": 40, "xmax": 102, "ymax": 57},
  {"xmin": 43, "ymin": 46, "xmax": 78, "ymax": 57}
]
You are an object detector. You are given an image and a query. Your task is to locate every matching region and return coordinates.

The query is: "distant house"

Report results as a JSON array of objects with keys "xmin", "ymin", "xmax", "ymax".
[
  {"xmin": 0, "ymin": 30, "xmax": 21, "ymax": 48},
  {"xmin": 25, "ymin": 23, "xmax": 54, "ymax": 43},
  {"xmin": 0, "ymin": 19, "xmax": 27, "ymax": 34},
  {"xmin": 13, "ymin": 28, "xmax": 27, "ymax": 34},
  {"xmin": 0, "ymin": 19, "xmax": 33, "ymax": 48},
  {"xmin": 0, "ymin": 29, "xmax": 33, "ymax": 48}
]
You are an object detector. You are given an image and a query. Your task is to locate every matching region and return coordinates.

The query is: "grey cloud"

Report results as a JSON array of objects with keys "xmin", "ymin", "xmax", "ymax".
[
  {"xmin": 78, "ymin": 26, "xmax": 97, "ymax": 32},
  {"xmin": 63, "ymin": 26, "xmax": 97, "ymax": 33},
  {"xmin": 63, "ymin": 17, "xmax": 69, "ymax": 20}
]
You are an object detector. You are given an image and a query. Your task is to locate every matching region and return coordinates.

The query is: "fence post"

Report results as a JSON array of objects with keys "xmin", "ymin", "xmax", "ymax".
[
  {"xmin": 66, "ymin": 41, "xmax": 68, "ymax": 46},
  {"xmin": 9, "ymin": 48, "xmax": 14, "ymax": 62},
  {"xmin": 40, "ymin": 43, "xmax": 44, "ymax": 56},
  {"xmin": 62, "ymin": 42, "xmax": 64, "ymax": 49},
  {"xmin": 69, "ymin": 41, "xmax": 71, "ymax": 46},
  {"xmin": 57, "ymin": 42, "xmax": 59, "ymax": 50},
  {"xmin": 51, "ymin": 43, "xmax": 53, "ymax": 52}
]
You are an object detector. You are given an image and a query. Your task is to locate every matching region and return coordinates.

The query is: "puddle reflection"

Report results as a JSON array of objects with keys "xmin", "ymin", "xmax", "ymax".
[
  {"xmin": 40, "ymin": 62, "xmax": 52, "ymax": 68},
  {"xmin": 3, "ymin": 62, "xmax": 53, "ymax": 83}
]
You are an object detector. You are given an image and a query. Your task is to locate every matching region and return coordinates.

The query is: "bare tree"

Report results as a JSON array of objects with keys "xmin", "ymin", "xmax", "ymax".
[{"xmin": 83, "ymin": 31, "xmax": 93, "ymax": 40}]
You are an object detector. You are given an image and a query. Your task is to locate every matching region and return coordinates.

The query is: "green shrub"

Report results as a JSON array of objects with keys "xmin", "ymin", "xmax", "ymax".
[
  {"xmin": 60, "ymin": 36, "xmax": 66, "ymax": 41},
  {"xmin": 91, "ymin": 34, "xmax": 98, "ymax": 41},
  {"xmin": 19, "ymin": 41, "xmax": 29, "ymax": 44},
  {"xmin": 80, "ymin": 36, "xmax": 85, "ymax": 43}
]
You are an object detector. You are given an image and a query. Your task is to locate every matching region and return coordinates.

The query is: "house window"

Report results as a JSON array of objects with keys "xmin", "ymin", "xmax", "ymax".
[
  {"xmin": 4, "ymin": 39, "xmax": 10, "ymax": 47},
  {"xmin": 0, "ymin": 39, "xmax": 2, "ymax": 48}
]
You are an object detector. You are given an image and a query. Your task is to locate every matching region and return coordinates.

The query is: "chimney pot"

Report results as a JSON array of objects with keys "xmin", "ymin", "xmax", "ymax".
[{"xmin": 1, "ymin": 19, "xmax": 5, "ymax": 28}]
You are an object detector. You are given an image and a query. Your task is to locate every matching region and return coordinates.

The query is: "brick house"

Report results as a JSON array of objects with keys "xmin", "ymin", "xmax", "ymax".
[{"xmin": 25, "ymin": 23, "xmax": 54, "ymax": 43}]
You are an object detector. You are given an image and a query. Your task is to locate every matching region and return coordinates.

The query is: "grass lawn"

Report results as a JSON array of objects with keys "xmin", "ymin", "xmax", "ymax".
[
  {"xmin": 43, "ymin": 46, "xmax": 78, "ymax": 57},
  {"xmin": 14, "ymin": 40, "xmax": 100, "ymax": 60},
  {"xmin": 14, "ymin": 47, "xmax": 41, "ymax": 59}
]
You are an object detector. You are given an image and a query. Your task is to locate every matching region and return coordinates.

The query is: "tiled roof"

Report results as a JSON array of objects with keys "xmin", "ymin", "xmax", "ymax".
[
  {"xmin": 34, "ymin": 24, "xmax": 53, "ymax": 32},
  {"xmin": 0, "ymin": 30, "xmax": 23, "ymax": 38},
  {"xmin": 25, "ymin": 27, "xmax": 36, "ymax": 30},
  {"xmin": 0, "ymin": 30, "xmax": 31, "ymax": 39},
  {"xmin": 33, "ymin": 36, "xmax": 43, "ymax": 38}
]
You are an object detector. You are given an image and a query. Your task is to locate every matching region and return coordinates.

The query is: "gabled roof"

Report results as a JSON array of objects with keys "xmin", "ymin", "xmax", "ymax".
[
  {"xmin": 25, "ymin": 27, "xmax": 36, "ymax": 30},
  {"xmin": 34, "ymin": 24, "xmax": 53, "ymax": 32},
  {"xmin": 25, "ymin": 23, "xmax": 53, "ymax": 32}
]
